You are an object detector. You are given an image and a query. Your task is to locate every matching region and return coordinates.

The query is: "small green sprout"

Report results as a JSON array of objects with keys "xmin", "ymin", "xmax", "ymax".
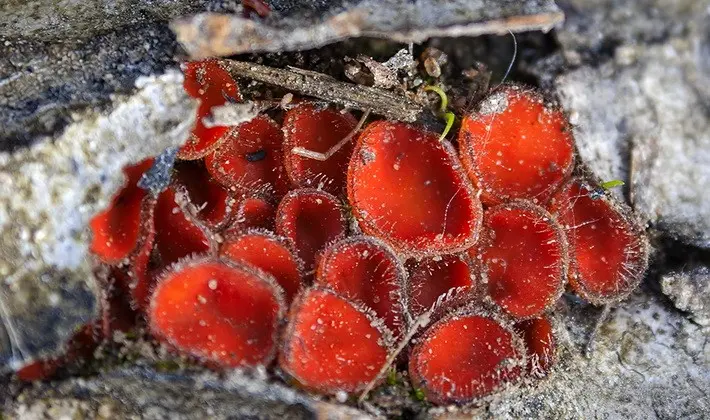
[
  {"xmin": 424, "ymin": 85, "xmax": 448, "ymax": 113},
  {"xmin": 601, "ymin": 179, "xmax": 625, "ymax": 190},
  {"xmin": 441, "ymin": 112, "xmax": 455, "ymax": 141},
  {"xmin": 590, "ymin": 180, "xmax": 626, "ymax": 200},
  {"xmin": 423, "ymin": 85, "xmax": 456, "ymax": 141},
  {"xmin": 387, "ymin": 368, "xmax": 398, "ymax": 386}
]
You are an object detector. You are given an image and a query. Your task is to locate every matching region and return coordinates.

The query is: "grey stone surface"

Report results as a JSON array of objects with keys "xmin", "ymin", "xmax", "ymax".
[
  {"xmin": 661, "ymin": 266, "xmax": 710, "ymax": 326},
  {"xmin": 172, "ymin": 0, "xmax": 563, "ymax": 57},
  {"xmin": 10, "ymin": 368, "xmax": 371, "ymax": 419},
  {"xmin": 0, "ymin": 0, "xmax": 209, "ymax": 41},
  {"xmin": 0, "ymin": 72, "xmax": 195, "ymax": 372},
  {"xmin": 556, "ymin": 0, "xmax": 704, "ymax": 65},
  {"xmin": 553, "ymin": 0, "xmax": 710, "ymax": 247},
  {"xmin": 0, "ymin": 24, "xmax": 181, "ymax": 152}
]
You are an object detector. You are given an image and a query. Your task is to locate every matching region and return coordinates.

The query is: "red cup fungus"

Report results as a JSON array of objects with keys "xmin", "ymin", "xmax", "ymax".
[
  {"xmin": 475, "ymin": 201, "xmax": 568, "ymax": 319},
  {"xmin": 348, "ymin": 121, "xmax": 482, "ymax": 257},
  {"xmin": 458, "ymin": 85, "xmax": 575, "ymax": 206},
  {"xmin": 315, "ymin": 235, "xmax": 407, "ymax": 335},
  {"xmin": 149, "ymin": 257, "xmax": 285, "ymax": 368},
  {"xmin": 81, "ymin": 69, "xmax": 650, "ymax": 408},
  {"xmin": 279, "ymin": 287, "xmax": 393, "ymax": 394}
]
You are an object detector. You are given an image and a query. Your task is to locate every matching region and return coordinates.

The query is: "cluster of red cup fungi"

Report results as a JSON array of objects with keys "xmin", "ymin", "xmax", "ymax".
[{"xmin": 20, "ymin": 59, "xmax": 649, "ymax": 406}]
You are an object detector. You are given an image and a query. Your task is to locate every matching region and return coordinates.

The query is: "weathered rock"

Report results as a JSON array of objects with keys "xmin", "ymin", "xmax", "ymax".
[
  {"xmin": 552, "ymin": 1, "xmax": 710, "ymax": 247},
  {"xmin": 10, "ymin": 368, "xmax": 371, "ymax": 419},
  {"xmin": 0, "ymin": 71, "xmax": 195, "ymax": 373},
  {"xmin": 555, "ymin": 0, "xmax": 705, "ymax": 65},
  {"xmin": 172, "ymin": 0, "xmax": 563, "ymax": 57},
  {"xmin": 0, "ymin": 24, "xmax": 181, "ymax": 151},
  {"xmin": 0, "ymin": 0, "xmax": 210, "ymax": 41},
  {"xmin": 431, "ymin": 289, "xmax": 710, "ymax": 418},
  {"xmin": 661, "ymin": 266, "xmax": 710, "ymax": 326}
]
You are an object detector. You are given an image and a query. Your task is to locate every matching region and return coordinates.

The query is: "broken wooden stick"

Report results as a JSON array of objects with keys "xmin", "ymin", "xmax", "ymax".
[{"xmin": 220, "ymin": 60, "xmax": 423, "ymax": 122}]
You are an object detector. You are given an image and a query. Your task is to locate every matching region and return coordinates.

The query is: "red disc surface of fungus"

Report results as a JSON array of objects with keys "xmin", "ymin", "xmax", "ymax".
[
  {"xmin": 181, "ymin": 108, "xmax": 235, "ymax": 161},
  {"xmin": 173, "ymin": 160, "xmax": 234, "ymax": 229},
  {"xmin": 458, "ymin": 85, "xmax": 575, "ymax": 205},
  {"xmin": 515, "ymin": 315, "xmax": 556, "ymax": 378},
  {"xmin": 275, "ymin": 188, "xmax": 347, "ymax": 271},
  {"xmin": 548, "ymin": 178, "xmax": 649, "ymax": 304},
  {"xmin": 149, "ymin": 258, "xmax": 285, "ymax": 368},
  {"xmin": 476, "ymin": 201, "xmax": 567, "ymax": 319},
  {"xmin": 223, "ymin": 194, "xmax": 277, "ymax": 236},
  {"xmin": 206, "ymin": 115, "xmax": 289, "ymax": 196},
  {"xmin": 89, "ymin": 158, "xmax": 153, "ymax": 264},
  {"xmin": 407, "ymin": 254, "xmax": 478, "ymax": 318},
  {"xmin": 282, "ymin": 103, "xmax": 358, "ymax": 193},
  {"xmin": 154, "ymin": 188, "xmax": 211, "ymax": 267},
  {"xmin": 315, "ymin": 235, "xmax": 407, "ymax": 335},
  {"xmin": 182, "ymin": 59, "xmax": 241, "ymax": 104},
  {"xmin": 348, "ymin": 121, "xmax": 482, "ymax": 257},
  {"xmin": 279, "ymin": 287, "xmax": 392, "ymax": 394},
  {"xmin": 220, "ymin": 230, "xmax": 304, "ymax": 303},
  {"xmin": 179, "ymin": 60, "xmax": 242, "ymax": 160},
  {"xmin": 408, "ymin": 310, "xmax": 524, "ymax": 405}
]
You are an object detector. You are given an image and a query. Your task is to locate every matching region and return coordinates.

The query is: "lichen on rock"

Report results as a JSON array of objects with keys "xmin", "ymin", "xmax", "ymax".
[{"xmin": 0, "ymin": 71, "xmax": 196, "ymax": 372}]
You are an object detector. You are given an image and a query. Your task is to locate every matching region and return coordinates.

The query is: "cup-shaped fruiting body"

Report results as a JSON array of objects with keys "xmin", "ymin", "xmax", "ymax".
[
  {"xmin": 179, "ymin": 60, "xmax": 242, "ymax": 160},
  {"xmin": 182, "ymin": 59, "xmax": 241, "ymax": 105},
  {"xmin": 514, "ymin": 315, "xmax": 557, "ymax": 378},
  {"xmin": 220, "ymin": 229, "xmax": 304, "ymax": 303},
  {"xmin": 348, "ymin": 121, "xmax": 482, "ymax": 257},
  {"xmin": 149, "ymin": 257, "xmax": 285, "ymax": 368},
  {"xmin": 458, "ymin": 85, "xmax": 575, "ymax": 206},
  {"xmin": 279, "ymin": 287, "xmax": 393, "ymax": 394},
  {"xmin": 15, "ymin": 323, "xmax": 100, "ymax": 382},
  {"xmin": 548, "ymin": 178, "xmax": 649, "ymax": 305},
  {"xmin": 408, "ymin": 308, "xmax": 525, "ymax": 405},
  {"xmin": 475, "ymin": 201, "xmax": 567, "ymax": 319},
  {"xmin": 206, "ymin": 115, "xmax": 290, "ymax": 196},
  {"xmin": 181, "ymin": 108, "xmax": 235, "ymax": 160},
  {"xmin": 282, "ymin": 103, "xmax": 358, "ymax": 193},
  {"xmin": 173, "ymin": 160, "xmax": 235, "ymax": 230},
  {"xmin": 154, "ymin": 187, "xmax": 211, "ymax": 267},
  {"xmin": 406, "ymin": 254, "xmax": 479, "ymax": 319},
  {"xmin": 89, "ymin": 159, "xmax": 154, "ymax": 264},
  {"xmin": 315, "ymin": 235, "xmax": 408, "ymax": 336},
  {"xmin": 275, "ymin": 188, "xmax": 348, "ymax": 272},
  {"xmin": 223, "ymin": 194, "xmax": 276, "ymax": 235}
]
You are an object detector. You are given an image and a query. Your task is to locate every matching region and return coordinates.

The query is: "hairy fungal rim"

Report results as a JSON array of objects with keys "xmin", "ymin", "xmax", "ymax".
[
  {"xmin": 459, "ymin": 83, "xmax": 576, "ymax": 206},
  {"xmin": 479, "ymin": 199, "xmax": 569, "ymax": 320},
  {"xmin": 553, "ymin": 177, "xmax": 650, "ymax": 306},
  {"xmin": 408, "ymin": 304, "xmax": 527, "ymax": 406},
  {"xmin": 279, "ymin": 286, "xmax": 396, "ymax": 394},
  {"xmin": 347, "ymin": 121, "xmax": 483, "ymax": 258},
  {"xmin": 148, "ymin": 255, "xmax": 287, "ymax": 367}
]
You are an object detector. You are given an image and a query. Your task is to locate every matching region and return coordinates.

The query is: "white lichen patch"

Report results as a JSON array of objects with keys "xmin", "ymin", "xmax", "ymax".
[{"xmin": 0, "ymin": 71, "xmax": 196, "ymax": 369}]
